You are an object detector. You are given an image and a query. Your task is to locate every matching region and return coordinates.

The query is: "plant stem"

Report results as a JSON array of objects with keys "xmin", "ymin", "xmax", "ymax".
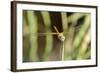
[{"xmin": 62, "ymin": 42, "xmax": 64, "ymax": 61}]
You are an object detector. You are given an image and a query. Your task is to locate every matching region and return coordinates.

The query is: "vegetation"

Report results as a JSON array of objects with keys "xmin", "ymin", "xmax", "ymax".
[{"xmin": 23, "ymin": 10, "xmax": 91, "ymax": 62}]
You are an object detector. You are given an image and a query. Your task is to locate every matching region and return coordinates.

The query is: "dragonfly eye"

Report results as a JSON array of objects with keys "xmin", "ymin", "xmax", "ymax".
[{"xmin": 58, "ymin": 34, "xmax": 65, "ymax": 42}]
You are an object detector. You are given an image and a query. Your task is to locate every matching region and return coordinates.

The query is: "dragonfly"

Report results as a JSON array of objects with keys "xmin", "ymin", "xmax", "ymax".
[{"xmin": 36, "ymin": 25, "xmax": 66, "ymax": 42}]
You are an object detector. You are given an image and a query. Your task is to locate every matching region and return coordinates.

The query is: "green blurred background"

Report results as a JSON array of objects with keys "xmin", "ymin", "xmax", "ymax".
[{"xmin": 23, "ymin": 10, "xmax": 91, "ymax": 62}]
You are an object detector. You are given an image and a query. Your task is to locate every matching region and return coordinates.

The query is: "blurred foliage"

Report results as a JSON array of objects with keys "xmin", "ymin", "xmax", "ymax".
[{"xmin": 23, "ymin": 10, "xmax": 91, "ymax": 62}]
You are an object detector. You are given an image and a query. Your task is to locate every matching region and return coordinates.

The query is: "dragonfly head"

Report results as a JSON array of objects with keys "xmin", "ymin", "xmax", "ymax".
[{"xmin": 58, "ymin": 33, "xmax": 65, "ymax": 42}]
